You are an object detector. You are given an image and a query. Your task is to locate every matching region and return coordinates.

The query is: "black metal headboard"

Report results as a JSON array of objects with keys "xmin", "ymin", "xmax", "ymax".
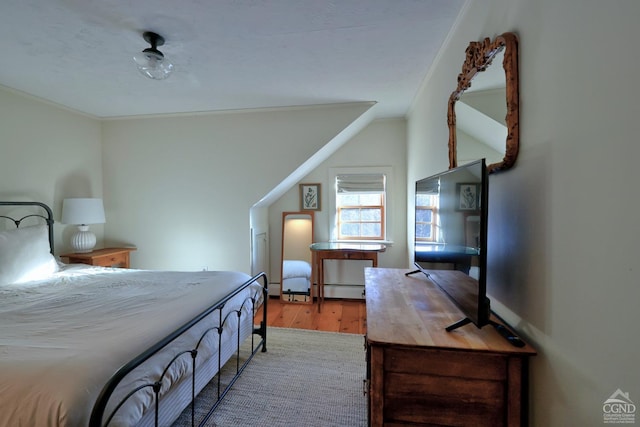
[{"xmin": 0, "ymin": 201, "xmax": 55, "ymax": 254}]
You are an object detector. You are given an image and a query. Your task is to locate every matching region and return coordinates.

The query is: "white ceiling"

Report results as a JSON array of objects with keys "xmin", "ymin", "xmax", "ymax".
[{"xmin": 0, "ymin": 0, "xmax": 464, "ymax": 119}]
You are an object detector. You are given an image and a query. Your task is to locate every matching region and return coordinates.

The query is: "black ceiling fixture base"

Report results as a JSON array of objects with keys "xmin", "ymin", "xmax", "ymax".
[{"xmin": 142, "ymin": 31, "xmax": 165, "ymax": 49}]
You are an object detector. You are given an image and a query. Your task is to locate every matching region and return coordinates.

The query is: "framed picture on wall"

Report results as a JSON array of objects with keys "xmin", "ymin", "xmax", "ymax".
[
  {"xmin": 299, "ymin": 183, "xmax": 321, "ymax": 211},
  {"xmin": 456, "ymin": 183, "xmax": 480, "ymax": 211}
]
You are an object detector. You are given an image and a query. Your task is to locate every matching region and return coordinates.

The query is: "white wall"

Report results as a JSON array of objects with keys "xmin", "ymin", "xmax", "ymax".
[
  {"xmin": 269, "ymin": 118, "xmax": 408, "ymax": 290},
  {"xmin": 408, "ymin": 0, "xmax": 640, "ymax": 425},
  {"xmin": 0, "ymin": 86, "xmax": 103, "ymax": 255},
  {"xmin": 101, "ymin": 103, "xmax": 372, "ymax": 273}
]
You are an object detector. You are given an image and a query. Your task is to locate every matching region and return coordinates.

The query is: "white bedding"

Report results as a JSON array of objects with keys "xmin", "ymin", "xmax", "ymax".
[
  {"xmin": 282, "ymin": 260, "xmax": 311, "ymax": 279},
  {"xmin": 0, "ymin": 264, "xmax": 262, "ymax": 427},
  {"xmin": 282, "ymin": 260, "xmax": 311, "ymax": 295}
]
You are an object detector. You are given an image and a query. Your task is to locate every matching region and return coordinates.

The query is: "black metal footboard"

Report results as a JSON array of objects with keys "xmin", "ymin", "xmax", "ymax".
[{"xmin": 89, "ymin": 272, "xmax": 268, "ymax": 427}]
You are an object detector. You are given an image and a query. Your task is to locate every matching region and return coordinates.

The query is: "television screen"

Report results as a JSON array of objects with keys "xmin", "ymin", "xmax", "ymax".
[{"xmin": 411, "ymin": 158, "xmax": 490, "ymax": 330}]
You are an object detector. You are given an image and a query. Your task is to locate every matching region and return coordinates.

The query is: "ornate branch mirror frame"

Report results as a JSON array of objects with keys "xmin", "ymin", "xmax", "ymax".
[{"xmin": 448, "ymin": 32, "xmax": 519, "ymax": 174}]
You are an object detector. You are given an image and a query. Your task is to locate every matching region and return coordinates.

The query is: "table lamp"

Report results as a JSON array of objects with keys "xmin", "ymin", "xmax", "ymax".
[{"xmin": 61, "ymin": 198, "xmax": 106, "ymax": 253}]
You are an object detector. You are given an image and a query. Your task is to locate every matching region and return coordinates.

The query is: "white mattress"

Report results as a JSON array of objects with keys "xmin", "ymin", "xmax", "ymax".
[{"xmin": 0, "ymin": 264, "xmax": 262, "ymax": 427}]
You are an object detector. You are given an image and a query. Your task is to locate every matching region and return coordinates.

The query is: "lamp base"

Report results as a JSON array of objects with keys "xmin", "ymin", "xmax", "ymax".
[{"xmin": 70, "ymin": 225, "xmax": 97, "ymax": 253}]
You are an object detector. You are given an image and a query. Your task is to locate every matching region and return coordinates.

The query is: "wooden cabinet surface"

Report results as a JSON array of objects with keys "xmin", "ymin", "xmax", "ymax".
[
  {"xmin": 365, "ymin": 267, "xmax": 536, "ymax": 427},
  {"xmin": 62, "ymin": 247, "xmax": 136, "ymax": 268}
]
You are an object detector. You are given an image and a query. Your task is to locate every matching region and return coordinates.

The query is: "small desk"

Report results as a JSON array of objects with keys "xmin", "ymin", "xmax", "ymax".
[{"xmin": 309, "ymin": 242, "xmax": 386, "ymax": 311}]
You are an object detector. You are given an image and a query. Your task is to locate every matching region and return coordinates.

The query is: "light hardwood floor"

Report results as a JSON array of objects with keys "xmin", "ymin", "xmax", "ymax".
[{"xmin": 258, "ymin": 297, "xmax": 367, "ymax": 335}]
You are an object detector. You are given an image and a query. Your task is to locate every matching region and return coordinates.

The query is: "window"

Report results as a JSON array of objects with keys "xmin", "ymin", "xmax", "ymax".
[
  {"xmin": 335, "ymin": 173, "xmax": 386, "ymax": 241},
  {"xmin": 415, "ymin": 193, "xmax": 438, "ymax": 242}
]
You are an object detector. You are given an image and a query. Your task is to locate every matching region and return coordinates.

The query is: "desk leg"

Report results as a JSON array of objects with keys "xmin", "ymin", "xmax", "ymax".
[
  {"xmin": 314, "ymin": 251, "xmax": 379, "ymax": 312},
  {"xmin": 318, "ymin": 257, "xmax": 324, "ymax": 312}
]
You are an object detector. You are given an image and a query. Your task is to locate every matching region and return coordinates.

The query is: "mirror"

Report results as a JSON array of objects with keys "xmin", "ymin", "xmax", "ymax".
[
  {"xmin": 448, "ymin": 32, "xmax": 519, "ymax": 174},
  {"xmin": 280, "ymin": 211, "xmax": 314, "ymax": 303}
]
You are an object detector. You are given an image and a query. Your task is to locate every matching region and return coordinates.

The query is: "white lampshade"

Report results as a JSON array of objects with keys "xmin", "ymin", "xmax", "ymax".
[
  {"xmin": 61, "ymin": 198, "xmax": 106, "ymax": 253},
  {"xmin": 62, "ymin": 198, "xmax": 105, "ymax": 225}
]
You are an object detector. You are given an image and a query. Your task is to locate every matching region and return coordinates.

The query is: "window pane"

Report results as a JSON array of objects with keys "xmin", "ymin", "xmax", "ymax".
[
  {"xmin": 416, "ymin": 194, "xmax": 432, "ymax": 206},
  {"xmin": 338, "ymin": 194, "xmax": 359, "ymax": 205},
  {"xmin": 416, "ymin": 223, "xmax": 432, "ymax": 239},
  {"xmin": 360, "ymin": 208, "xmax": 381, "ymax": 221},
  {"xmin": 361, "ymin": 223, "xmax": 381, "ymax": 237},
  {"xmin": 359, "ymin": 194, "xmax": 381, "ymax": 205},
  {"xmin": 416, "ymin": 194, "xmax": 437, "ymax": 207},
  {"xmin": 416, "ymin": 210, "xmax": 432, "ymax": 222},
  {"xmin": 340, "ymin": 223, "xmax": 360, "ymax": 237},
  {"xmin": 340, "ymin": 208, "xmax": 360, "ymax": 221}
]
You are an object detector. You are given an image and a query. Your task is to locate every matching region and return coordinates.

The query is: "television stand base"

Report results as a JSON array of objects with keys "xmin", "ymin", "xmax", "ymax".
[
  {"xmin": 445, "ymin": 319, "xmax": 526, "ymax": 347},
  {"xmin": 405, "ymin": 268, "xmax": 430, "ymax": 278},
  {"xmin": 445, "ymin": 317, "xmax": 472, "ymax": 332}
]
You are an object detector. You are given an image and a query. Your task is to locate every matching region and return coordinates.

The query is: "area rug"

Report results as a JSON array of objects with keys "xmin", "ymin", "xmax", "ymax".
[{"xmin": 172, "ymin": 327, "xmax": 367, "ymax": 427}]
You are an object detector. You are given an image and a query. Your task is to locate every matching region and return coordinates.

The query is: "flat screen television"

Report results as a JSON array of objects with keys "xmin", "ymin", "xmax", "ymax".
[{"xmin": 409, "ymin": 158, "xmax": 490, "ymax": 331}]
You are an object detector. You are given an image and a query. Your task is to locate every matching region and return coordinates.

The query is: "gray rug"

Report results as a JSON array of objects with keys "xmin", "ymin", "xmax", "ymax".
[{"xmin": 172, "ymin": 327, "xmax": 367, "ymax": 427}]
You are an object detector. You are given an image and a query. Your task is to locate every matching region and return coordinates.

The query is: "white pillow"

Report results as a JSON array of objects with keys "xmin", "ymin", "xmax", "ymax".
[{"xmin": 0, "ymin": 224, "xmax": 59, "ymax": 284}]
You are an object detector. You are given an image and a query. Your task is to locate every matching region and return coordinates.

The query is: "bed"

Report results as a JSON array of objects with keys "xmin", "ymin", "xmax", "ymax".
[
  {"xmin": 281, "ymin": 259, "xmax": 312, "ymax": 301},
  {"xmin": 0, "ymin": 201, "xmax": 268, "ymax": 427}
]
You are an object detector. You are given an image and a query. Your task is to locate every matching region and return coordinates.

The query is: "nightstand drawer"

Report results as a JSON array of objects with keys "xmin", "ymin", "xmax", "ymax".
[{"xmin": 91, "ymin": 252, "xmax": 128, "ymax": 268}]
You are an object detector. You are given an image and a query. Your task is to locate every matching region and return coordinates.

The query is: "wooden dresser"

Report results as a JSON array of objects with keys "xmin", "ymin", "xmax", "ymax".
[{"xmin": 365, "ymin": 267, "xmax": 536, "ymax": 426}]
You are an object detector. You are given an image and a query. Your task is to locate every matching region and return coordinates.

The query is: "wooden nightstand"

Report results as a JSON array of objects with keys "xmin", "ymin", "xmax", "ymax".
[{"xmin": 61, "ymin": 247, "xmax": 136, "ymax": 268}]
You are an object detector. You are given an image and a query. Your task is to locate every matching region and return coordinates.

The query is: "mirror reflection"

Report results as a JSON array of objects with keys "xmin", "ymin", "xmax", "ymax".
[
  {"xmin": 280, "ymin": 212, "xmax": 314, "ymax": 303},
  {"xmin": 448, "ymin": 32, "xmax": 519, "ymax": 174},
  {"xmin": 455, "ymin": 49, "xmax": 506, "ymax": 167}
]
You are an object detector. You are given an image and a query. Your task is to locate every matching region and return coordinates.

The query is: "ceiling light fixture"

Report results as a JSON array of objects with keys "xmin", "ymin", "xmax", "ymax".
[{"xmin": 133, "ymin": 31, "xmax": 173, "ymax": 80}]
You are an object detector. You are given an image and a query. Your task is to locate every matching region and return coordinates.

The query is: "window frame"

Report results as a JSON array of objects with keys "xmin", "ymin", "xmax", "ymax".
[
  {"xmin": 414, "ymin": 194, "xmax": 438, "ymax": 242},
  {"xmin": 337, "ymin": 192, "xmax": 385, "ymax": 241},
  {"xmin": 329, "ymin": 166, "xmax": 393, "ymax": 243}
]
